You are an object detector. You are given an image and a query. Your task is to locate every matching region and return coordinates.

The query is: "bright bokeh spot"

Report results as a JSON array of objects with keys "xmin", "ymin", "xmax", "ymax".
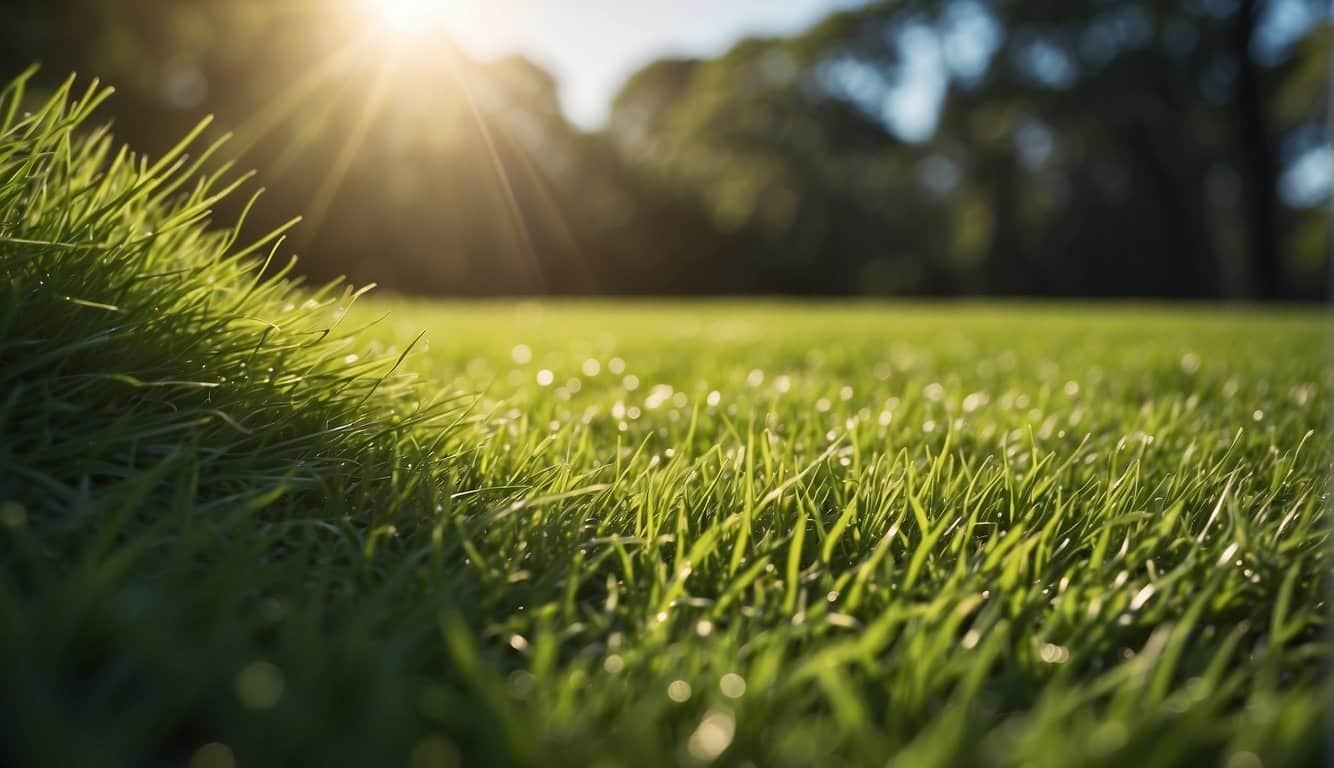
[{"xmin": 364, "ymin": 0, "xmax": 447, "ymax": 32}]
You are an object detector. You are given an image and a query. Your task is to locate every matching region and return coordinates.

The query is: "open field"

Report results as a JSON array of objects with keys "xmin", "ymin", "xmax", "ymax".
[
  {"xmin": 2, "ymin": 76, "xmax": 1332, "ymax": 768},
  {"xmin": 358, "ymin": 300, "xmax": 1332, "ymax": 765}
]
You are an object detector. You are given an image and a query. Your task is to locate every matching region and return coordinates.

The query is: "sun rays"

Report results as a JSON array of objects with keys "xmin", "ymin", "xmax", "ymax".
[{"xmin": 206, "ymin": 0, "xmax": 581, "ymax": 292}]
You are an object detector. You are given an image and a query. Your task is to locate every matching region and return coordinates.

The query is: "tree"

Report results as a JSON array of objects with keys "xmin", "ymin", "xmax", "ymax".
[{"xmin": 2, "ymin": 0, "xmax": 1327, "ymax": 298}]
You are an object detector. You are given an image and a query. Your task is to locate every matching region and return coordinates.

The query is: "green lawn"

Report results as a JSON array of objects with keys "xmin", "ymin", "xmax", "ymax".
[{"xmin": 2, "ymin": 75, "xmax": 1331, "ymax": 768}]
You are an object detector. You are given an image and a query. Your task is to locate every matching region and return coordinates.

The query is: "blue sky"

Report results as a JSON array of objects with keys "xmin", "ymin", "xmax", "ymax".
[
  {"xmin": 435, "ymin": 0, "xmax": 867, "ymax": 128},
  {"xmin": 426, "ymin": 0, "xmax": 1328, "ymax": 205}
]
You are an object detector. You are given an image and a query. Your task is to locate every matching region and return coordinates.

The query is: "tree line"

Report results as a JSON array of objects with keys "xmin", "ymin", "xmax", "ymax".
[{"xmin": 1, "ymin": 0, "xmax": 1328, "ymax": 299}]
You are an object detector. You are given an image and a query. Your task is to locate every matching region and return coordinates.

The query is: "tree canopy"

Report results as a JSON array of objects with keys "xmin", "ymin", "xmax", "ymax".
[{"xmin": 1, "ymin": 0, "xmax": 1327, "ymax": 298}]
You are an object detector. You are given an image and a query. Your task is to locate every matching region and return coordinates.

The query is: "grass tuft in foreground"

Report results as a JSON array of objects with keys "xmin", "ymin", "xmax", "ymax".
[{"xmin": 1, "ymin": 72, "xmax": 1330, "ymax": 767}]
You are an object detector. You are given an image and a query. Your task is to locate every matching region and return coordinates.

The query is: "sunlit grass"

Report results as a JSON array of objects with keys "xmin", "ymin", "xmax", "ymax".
[{"xmin": 1, "ymin": 72, "xmax": 1330, "ymax": 768}]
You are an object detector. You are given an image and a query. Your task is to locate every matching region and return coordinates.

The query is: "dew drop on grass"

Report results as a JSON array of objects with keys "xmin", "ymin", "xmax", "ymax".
[
  {"xmin": 688, "ymin": 709, "xmax": 736, "ymax": 762},
  {"xmin": 645, "ymin": 385, "xmax": 674, "ymax": 410},
  {"xmin": 511, "ymin": 344, "xmax": 532, "ymax": 364},
  {"xmin": 604, "ymin": 655, "xmax": 625, "ymax": 674},
  {"xmin": 720, "ymin": 673, "xmax": 746, "ymax": 698},
  {"xmin": 1039, "ymin": 643, "xmax": 1070, "ymax": 664},
  {"xmin": 667, "ymin": 680, "xmax": 692, "ymax": 702}
]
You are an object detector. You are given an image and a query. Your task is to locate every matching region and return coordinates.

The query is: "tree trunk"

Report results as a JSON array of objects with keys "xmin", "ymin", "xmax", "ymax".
[
  {"xmin": 1234, "ymin": 0, "xmax": 1284, "ymax": 300},
  {"xmin": 986, "ymin": 150, "xmax": 1025, "ymax": 296}
]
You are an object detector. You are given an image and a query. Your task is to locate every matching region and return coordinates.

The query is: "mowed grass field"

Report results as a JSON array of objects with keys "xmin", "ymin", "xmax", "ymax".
[
  {"xmin": 2, "ymin": 75, "xmax": 1331, "ymax": 768},
  {"xmin": 348, "ymin": 301, "xmax": 1331, "ymax": 766}
]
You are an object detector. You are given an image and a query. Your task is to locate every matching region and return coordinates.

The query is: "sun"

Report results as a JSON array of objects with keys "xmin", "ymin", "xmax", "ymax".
[{"xmin": 362, "ymin": 0, "xmax": 448, "ymax": 33}]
